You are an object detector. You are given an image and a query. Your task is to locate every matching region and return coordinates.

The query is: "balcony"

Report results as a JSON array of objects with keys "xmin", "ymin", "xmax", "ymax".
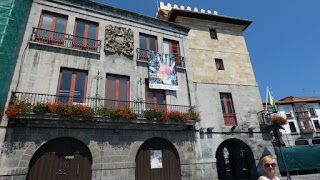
[
  {"xmin": 136, "ymin": 48, "xmax": 185, "ymax": 68},
  {"xmin": 257, "ymin": 110, "xmax": 282, "ymax": 132},
  {"xmin": 30, "ymin": 28, "xmax": 101, "ymax": 53},
  {"xmin": 5, "ymin": 92, "xmax": 198, "ymax": 129},
  {"xmin": 295, "ymin": 111, "xmax": 310, "ymax": 121}
]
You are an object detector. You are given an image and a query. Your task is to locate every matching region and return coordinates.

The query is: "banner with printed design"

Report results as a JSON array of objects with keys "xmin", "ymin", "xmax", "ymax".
[{"xmin": 148, "ymin": 50, "xmax": 178, "ymax": 90}]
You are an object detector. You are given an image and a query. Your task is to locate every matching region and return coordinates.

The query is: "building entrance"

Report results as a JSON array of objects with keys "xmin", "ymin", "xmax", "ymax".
[
  {"xmin": 27, "ymin": 137, "xmax": 92, "ymax": 180},
  {"xmin": 135, "ymin": 137, "xmax": 180, "ymax": 180}
]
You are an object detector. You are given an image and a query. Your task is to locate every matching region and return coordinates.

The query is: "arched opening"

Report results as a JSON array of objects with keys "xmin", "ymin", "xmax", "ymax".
[
  {"xmin": 27, "ymin": 137, "xmax": 92, "ymax": 180},
  {"xmin": 295, "ymin": 138, "xmax": 309, "ymax": 146},
  {"xmin": 216, "ymin": 138, "xmax": 257, "ymax": 180},
  {"xmin": 312, "ymin": 136, "xmax": 320, "ymax": 145},
  {"xmin": 135, "ymin": 137, "xmax": 180, "ymax": 180}
]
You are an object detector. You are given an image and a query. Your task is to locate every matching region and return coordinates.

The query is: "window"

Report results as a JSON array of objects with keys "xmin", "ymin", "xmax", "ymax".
[
  {"xmin": 37, "ymin": 11, "xmax": 67, "ymax": 46},
  {"xmin": 288, "ymin": 122, "xmax": 297, "ymax": 133},
  {"xmin": 313, "ymin": 120, "xmax": 320, "ymax": 131},
  {"xmin": 73, "ymin": 19, "xmax": 98, "ymax": 52},
  {"xmin": 215, "ymin": 59, "xmax": 224, "ymax": 70},
  {"xmin": 220, "ymin": 93, "xmax": 237, "ymax": 126},
  {"xmin": 138, "ymin": 34, "xmax": 157, "ymax": 60},
  {"xmin": 145, "ymin": 80, "xmax": 166, "ymax": 109},
  {"xmin": 163, "ymin": 39, "xmax": 182, "ymax": 67},
  {"xmin": 57, "ymin": 68, "xmax": 88, "ymax": 103},
  {"xmin": 307, "ymin": 105, "xmax": 317, "ymax": 117},
  {"xmin": 284, "ymin": 107, "xmax": 293, "ymax": 119},
  {"xmin": 295, "ymin": 138, "xmax": 309, "ymax": 146},
  {"xmin": 105, "ymin": 74, "xmax": 130, "ymax": 108},
  {"xmin": 209, "ymin": 29, "xmax": 217, "ymax": 39}
]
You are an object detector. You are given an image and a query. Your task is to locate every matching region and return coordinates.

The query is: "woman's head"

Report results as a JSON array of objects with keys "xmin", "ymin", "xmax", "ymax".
[{"xmin": 261, "ymin": 155, "xmax": 277, "ymax": 174}]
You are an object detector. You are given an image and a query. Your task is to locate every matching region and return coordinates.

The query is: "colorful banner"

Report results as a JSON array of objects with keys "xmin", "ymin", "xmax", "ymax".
[{"xmin": 148, "ymin": 50, "xmax": 178, "ymax": 90}]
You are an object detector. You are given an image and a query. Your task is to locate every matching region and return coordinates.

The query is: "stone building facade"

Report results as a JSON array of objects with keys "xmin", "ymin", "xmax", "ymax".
[
  {"xmin": 157, "ymin": 2, "xmax": 275, "ymax": 180},
  {"xmin": 0, "ymin": 0, "xmax": 275, "ymax": 180}
]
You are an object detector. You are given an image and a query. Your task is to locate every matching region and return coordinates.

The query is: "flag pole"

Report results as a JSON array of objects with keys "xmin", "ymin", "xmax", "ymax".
[{"xmin": 265, "ymin": 86, "xmax": 269, "ymax": 111}]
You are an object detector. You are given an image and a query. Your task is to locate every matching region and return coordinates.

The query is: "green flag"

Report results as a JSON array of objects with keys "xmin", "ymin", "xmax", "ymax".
[{"xmin": 268, "ymin": 90, "xmax": 277, "ymax": 112}]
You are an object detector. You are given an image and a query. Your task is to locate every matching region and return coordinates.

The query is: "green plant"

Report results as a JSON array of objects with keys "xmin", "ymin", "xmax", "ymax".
[
  {"xmin": 188, "ymin": 111, "xmax": 201, "ymax": 122},
  {"xmin": 145, "ymin": 108, "xmax": 157, "ymax": 119},
  {"xmin": 99, "ymin": 107, "xmax": 137, "ymax": 120}
]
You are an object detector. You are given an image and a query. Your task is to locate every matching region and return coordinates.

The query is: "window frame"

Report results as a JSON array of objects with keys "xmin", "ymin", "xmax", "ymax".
[
  {"xmin": 37, "ymin": 11, "xmax": 68, "ymax": 45},
  {"xmin": 56, "ymin": 68, "xmax": 88, "ymax": 103},
  {"xmin": 105, "ymin": 74, "xmax": 130, "ymax": 108},
  {"xmin": 209, "ymin": 29, "xmax": 218, "ymax": 40},
  {"xmin": 215, "ymin": 58, "xmax": 224, "ymax": 70},
  {"xmin": 138, "ymin": 33, "xmax": 158, "ymax": 60},
  {"xmin": 73, "ymin": 18, "xmax": 99, "ymax": 51},
  {"xmin": 145, "ymin": 80, "xmax": 166, "ymax": 109},
  {"xmin": 163, "ymin": 39, "xmax": 182, "ymax": 67},
  {"xmin": 220, "ymin": 93, "xmax": 237, "ymax": 126},
  {"xmin": 313, "ymin": 120, "xmax": 320, "ymax": 131},
  {"xmin": 288, "ymin": 121, "xmax": 297, "ymax": 133}
]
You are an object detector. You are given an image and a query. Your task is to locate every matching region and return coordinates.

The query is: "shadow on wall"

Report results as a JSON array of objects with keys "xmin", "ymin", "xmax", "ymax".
[{"xmin": 257, "ymin": 148, "xmax": 273, "ymax": 176}]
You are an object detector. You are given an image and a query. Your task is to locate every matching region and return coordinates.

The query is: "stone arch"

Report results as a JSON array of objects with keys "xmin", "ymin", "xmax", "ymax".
[
  {"xmin": 216, "ymin": 138, "xmax": 258, "ymax": 180},
  {"xmin": 135, "ymin": 137, "xmax": 180, "ymax": 180},
  {"xmin": 128, "ymin": 135, "xmax": 186, "ymax": 163},
  {"xmin": 18, "ymin": 129, "xmax": 99, "ymax": 168},
  {"xmin": 26, "ymin": 137, "xmax": 93, "ymax": 179}
]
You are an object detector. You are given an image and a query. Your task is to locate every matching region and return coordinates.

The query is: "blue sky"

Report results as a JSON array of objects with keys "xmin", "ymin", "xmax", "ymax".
[{"xmin": 96, "ymin": 0, "xmax": 320, "ymax": 100}]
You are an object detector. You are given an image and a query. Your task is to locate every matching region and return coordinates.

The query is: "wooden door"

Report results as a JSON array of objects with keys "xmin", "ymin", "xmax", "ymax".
[
  {"xmin": 28, "ymin": 137, "xmax": 92, "ymax": 180},
  {"xmin": 136, "ymin": 138, "xmax": 180, "ymax": 180}
]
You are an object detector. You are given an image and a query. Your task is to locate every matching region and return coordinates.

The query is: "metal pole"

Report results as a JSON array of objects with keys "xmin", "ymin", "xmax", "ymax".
[
  {"xmin": 274, "ymin": 128, "xmax": 291, "ymax": 180},
  {"xmin": 278, "ymin": 145, "xmax": 291, "ymax": 180}
]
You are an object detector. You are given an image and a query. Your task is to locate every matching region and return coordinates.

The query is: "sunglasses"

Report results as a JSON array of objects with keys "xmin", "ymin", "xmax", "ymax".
[{"xmin": 264, "ymin": 163, "xmax": 276, "ymax": 168}]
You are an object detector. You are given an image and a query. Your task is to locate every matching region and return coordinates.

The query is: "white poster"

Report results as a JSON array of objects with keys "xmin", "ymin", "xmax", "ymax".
[{"xmin": 150, "ymin": 150, "xmax": 162, "ymax": 169}]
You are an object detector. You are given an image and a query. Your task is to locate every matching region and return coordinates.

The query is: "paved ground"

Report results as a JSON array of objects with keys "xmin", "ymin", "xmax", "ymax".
[{"xmin": 280, "ymin": 174, "xmax": 320, "ymax": 180}]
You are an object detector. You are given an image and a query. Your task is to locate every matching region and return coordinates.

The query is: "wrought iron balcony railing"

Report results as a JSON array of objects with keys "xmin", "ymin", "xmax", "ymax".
[
  {"xmin": 257, "ymin": 110, "xmax": 282, "ymax": 125},
  {"xmin": 136, "ymin": 48, "xmax": 185, "ymax": 68},
  {"xmin": 30, "ymin": 27, "xmax": 101, "ymax": 53},
  {"xmin": 8, "ymin": 92, "xmax": 196, "ymax": 121}
]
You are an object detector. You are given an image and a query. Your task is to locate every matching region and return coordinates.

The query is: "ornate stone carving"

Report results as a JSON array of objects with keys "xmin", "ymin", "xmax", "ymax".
[{"xmin": 104, "ymin": 25, "xmax": 134, "ymax": 56}]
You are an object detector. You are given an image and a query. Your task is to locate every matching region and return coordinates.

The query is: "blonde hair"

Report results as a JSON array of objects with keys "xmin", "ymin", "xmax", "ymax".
[{"xmin": 261, "ymin": 155, "xmax": 276, "ymax": 166}]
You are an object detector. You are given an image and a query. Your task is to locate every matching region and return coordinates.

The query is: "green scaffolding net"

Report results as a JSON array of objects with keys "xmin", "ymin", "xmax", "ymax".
[
  {"xmin": 0, "ymin": 0, "xmax": 30, "ymax": 106},
  {"xmin": 274, "ymin": 146, "xmax": 320, "ymax": 172}
]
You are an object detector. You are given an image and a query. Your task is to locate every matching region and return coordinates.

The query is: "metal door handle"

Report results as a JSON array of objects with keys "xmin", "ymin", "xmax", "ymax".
[{"xmin": 58, "ymin": 173, "xmax": 66, "ymax": 175}]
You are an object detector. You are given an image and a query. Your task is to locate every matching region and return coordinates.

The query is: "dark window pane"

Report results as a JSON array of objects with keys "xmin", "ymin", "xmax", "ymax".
[
  {"xmin": 107, "ymin": 75, "xmax": 116, "ymax": 100},
  {"xmin": 221, "ymin": 100, "xmax": 226, "ymax": 114},
  {"xmin": 75, "ymin": 21, "xmax": 85, "ymax": 44},
  {"xmin": 149, "ymin": 37, "xmax": 156, "ymax": 51},
  {"xmin": 73, "ymin": 72, "xmax": 86, "ymax": 103},
  {"xmin": 156, "ymin": 92, "xmax": 164, "ymax": 109},
  {"xmin": 40, "ymin": 14, "xmax": 53, "ymax": 38},
  {"xmin": 53, "ymin": 16, "xmax": 66, "ymax": 40},
  {"xmin": 227, "ymin": 101, "xmax": 232, "ymax": 114},
  {"xmin": 139, "ymin": 35, "xmax": 146, "ymax": 50},
  {"xmin": 41, "ymin": 14, "xmax": 53, "ymax": 30},
  {"xmin": 87, "ymin": 24, "xmax": 97, "ymax": 46},
  {"xmin": 59, "ymin": 70, "xmax": 72, "ymax": 102},
  {"xmin": 289, "ymin": 122, "xmax": 297, "ymax": 132},
  {"xmin": 119, "ymin": 77, "xmax": 128, "ymax": 107}
]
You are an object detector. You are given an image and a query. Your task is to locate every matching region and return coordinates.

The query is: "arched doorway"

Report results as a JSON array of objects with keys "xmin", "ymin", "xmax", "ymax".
[
  {"xmin": 135, "ymin": 137, "xmax": 180, "ymax": 180},
  {"xmin": 27, "ymin": 137, "xmax": 92, "ymax": 180},
  {"xmin": 216, "ymin": 138, "xmax": 257, "ymax": 180}
]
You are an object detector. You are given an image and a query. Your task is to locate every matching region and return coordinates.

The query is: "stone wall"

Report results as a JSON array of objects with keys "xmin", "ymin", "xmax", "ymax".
[
  {"xmin": 176, "ymin": 16, "xmax": 257, "ymax": 86},
  {"xmin": 0, "ymin": 125, "xmax": 198, "ymax": 180}
]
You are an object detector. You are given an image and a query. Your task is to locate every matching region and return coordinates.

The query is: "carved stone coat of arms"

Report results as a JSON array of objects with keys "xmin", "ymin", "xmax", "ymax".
[{"xmin": 104, "ymin": 25, "xmax": 134, "ymax": 56}]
